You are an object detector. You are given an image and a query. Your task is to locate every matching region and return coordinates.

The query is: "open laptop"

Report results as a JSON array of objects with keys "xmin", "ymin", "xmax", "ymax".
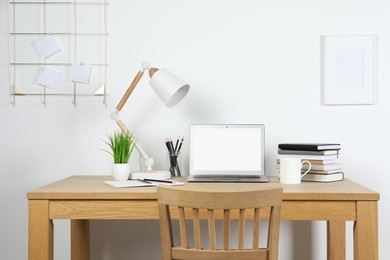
[{"xmin": 187, "ymin": 124, "xmax": 268, "ymax": 182}]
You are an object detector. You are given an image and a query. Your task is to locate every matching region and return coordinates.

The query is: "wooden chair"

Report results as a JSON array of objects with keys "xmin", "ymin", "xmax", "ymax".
[{"xmin": 157, "ymin": 185, "xmax": 283, "ymax": 260}]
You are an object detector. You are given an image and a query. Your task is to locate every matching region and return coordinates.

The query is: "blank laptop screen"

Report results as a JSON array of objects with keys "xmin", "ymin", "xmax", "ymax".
[{"xmin": 190, "ymin": 125, "xmax": 264, "ymax": 176}]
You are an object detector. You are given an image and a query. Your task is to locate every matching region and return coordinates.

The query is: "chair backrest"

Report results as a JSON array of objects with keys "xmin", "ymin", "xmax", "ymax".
[{"xmin": 157, "ymin": 185, "xmax": 283, "ymax": 260}]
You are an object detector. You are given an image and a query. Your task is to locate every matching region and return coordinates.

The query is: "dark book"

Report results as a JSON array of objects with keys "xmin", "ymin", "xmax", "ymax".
[
  {"xmin": 278, "ymin": 143, "xmax": 341, "ymax": 151},
  {"xmin": 278, "ymin": 149, "xmax": 340, "ymax": 155},
  {"xmin": 302, "ymin": 172, "xmax": 344, "ymax": 183}
]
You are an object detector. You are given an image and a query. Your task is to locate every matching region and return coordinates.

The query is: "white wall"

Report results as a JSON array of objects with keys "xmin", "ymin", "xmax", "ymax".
[{"xmin": 1, "ymin": 0, "xmax": 389, "ymax": 259}]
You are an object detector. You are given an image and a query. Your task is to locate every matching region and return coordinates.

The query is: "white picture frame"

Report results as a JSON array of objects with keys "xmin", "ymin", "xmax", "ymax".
[{"xmin": 322, "ymin": 35, "xmax": 377, "ymax": 105}]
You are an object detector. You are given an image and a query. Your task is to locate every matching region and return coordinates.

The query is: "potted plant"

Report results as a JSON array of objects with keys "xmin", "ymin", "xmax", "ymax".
[{"xmin": 102, "ymin": 130, "xmax": 137, "ymax": 181}]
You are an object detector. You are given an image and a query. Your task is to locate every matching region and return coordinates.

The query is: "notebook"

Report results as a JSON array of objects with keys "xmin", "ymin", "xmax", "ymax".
[{"xmin": 187, "ymin": 124, "xmax": 268, "ymax": 182}]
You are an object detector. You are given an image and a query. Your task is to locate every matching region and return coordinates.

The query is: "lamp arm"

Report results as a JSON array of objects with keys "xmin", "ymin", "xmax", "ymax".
[
  {"xmin": 116, "ymin": 61, "xmax": 151, "ymax": 111},
  {"xmin": 116, "ymin": 70, "xmax": 144, "ymax": 111}
]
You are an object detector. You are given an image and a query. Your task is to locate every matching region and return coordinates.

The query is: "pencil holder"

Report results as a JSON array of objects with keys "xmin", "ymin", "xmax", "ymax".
[{"xmin": 168, "ymin": 153, "xmax": 181, "ymax": 177}]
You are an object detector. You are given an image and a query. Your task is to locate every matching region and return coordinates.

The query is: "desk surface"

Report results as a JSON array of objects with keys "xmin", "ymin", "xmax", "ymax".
[{"xmin": 27, "ymin": 175, "xmax": 379, "ymax": 201}]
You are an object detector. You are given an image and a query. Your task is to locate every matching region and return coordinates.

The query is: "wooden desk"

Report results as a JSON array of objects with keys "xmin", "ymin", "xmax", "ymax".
[{"xmin": 27, "ymin": 176, "xmax": 379, "ymax": 260}]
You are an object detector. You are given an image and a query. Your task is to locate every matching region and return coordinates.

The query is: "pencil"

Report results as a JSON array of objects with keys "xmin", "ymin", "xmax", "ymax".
[
  {"xmin": 177, "ymin": 137, "xmax": 184, "ymax": 153},
  {"xmin": 174, "ymin": 136, "xmax": 179, "ymax": 152}
]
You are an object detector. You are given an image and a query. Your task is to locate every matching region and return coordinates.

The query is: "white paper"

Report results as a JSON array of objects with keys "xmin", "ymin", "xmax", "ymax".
[
  {"xmin": 335, "ymin": 50, "xmax": 364, "ymax": 89},
  {"xmin": 37, "ymin": 67, "xmax": 62, "ymax": 89},
  {"xmin": 32, "ymin": 34, "xmax": 61, "ymax": 58},
  {"xmin": 70, "ymin": 63, "xmax": 92, "ymax": 84}
]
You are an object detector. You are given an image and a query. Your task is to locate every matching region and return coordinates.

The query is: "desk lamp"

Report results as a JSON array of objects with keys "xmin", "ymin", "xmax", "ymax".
[{"xmin": 111, "ymin": 61, "xmax": 190, "ymax": 180}]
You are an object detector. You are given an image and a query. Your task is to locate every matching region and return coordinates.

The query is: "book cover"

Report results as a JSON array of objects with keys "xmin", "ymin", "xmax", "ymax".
[
  {"xmin": 301, "ymin": 172, "xmax": 344, "ymax": 182},
  {"xmin": 278, "ymin": 149, "xmax": 340, "ymax": 155},
  {"xmin": 276, "ymin": 159, "xmax": 340, "ymax": 165},
  {"xmin": 276, "ymin": 163, "xmax": 341, "ymax": 171},
  {"xmin": 278, "ymin": 143, "xmax": 341, "ymax": 151},
  {"xmin": 303, "ymin": 169, "xmax": 342, "ymax": 174},
  {"xmin": 277, "ymin": 154, "xmax": 338, "ymax": 161}
]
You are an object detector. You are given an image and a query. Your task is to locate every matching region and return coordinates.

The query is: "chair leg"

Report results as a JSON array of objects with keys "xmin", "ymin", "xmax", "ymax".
[{"xmin": 159, "ymin": 204, "xmax": 173, "ymax": 260}]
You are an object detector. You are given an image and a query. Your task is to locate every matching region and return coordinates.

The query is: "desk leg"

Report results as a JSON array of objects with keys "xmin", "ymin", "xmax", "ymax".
[
  {"xmin": 327, "ymin": 220, "xmax": 346, "ymax": 260},
  {"xmin": 71, "ymin": 220, "xmax": 90, "ymax": 260},
  {"xmin": 29, "ymin": 200, "xmax": 53, "ymax": 260},
  {"xmin": 354, "ymin": 201, "xmax": 378, "ymax": 260}
]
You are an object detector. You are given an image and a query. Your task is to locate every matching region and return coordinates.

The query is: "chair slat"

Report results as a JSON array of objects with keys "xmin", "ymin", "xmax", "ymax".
[
  {"xmin": 223, "ymin": 209, "xmax": 230, "ymax": 251},
  {"xmin": 178, "ymin": 206, "xmax": 187, "ymax": 248},
  {"xmin": 207, "ymin": 209, "xmax": 216, "ymax": 250},
  {"xmin": 238, "ymin": 209, "xmax": 246, "ymax": 250},
  {"xmin": 253, "ymin": 207, "xmax": 260, "ymax": 250},
  {"xmin": 193, "ymin": 208, "xmax": 201, "ymax": 249}
]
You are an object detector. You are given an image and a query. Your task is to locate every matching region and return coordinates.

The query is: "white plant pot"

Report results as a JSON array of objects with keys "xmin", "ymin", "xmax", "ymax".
[{"xmin": 111, "ymin": 163, "xmax": 131, "ymax": 181}]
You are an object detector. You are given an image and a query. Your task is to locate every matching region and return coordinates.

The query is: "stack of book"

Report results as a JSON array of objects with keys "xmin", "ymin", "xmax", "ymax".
[{"xmin": 277, "ymin": 143, "xmax": 344, "ymax": 182}]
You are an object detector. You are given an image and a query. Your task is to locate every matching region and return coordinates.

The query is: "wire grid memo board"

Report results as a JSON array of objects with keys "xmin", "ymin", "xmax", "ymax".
[{"xmin": 9, "ymin": 0, "xmax": 109, "ymax": 106}]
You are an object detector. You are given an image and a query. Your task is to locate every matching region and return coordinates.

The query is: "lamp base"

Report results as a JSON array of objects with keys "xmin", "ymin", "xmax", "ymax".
[{"xmin": 130, "ymin": 170, "xmax": 171, "ymax": 180}]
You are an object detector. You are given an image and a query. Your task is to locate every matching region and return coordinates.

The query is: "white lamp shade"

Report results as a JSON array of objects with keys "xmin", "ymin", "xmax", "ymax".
[{"xmin": 149, "ymin": 68, "xmax": 190, "ymax": 108}]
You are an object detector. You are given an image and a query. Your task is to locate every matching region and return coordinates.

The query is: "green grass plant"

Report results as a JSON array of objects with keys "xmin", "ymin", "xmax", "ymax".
[{"xmin": 102, "ymin": 130, "xmax": 137, "ymax": 163}]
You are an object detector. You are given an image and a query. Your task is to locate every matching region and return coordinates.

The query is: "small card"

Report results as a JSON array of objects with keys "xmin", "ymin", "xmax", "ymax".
[
  {"xmin": 70, "ymin": 63, "xmax": 92, "ymax": 84},
  {"xmin": 32, "ymin": 34, "xmax": 61, "ymax": 58},
  {"xmin": 105, "ymin": 180, "xmax": 156, "ymax": 188},
  {"xmin": 94, "ymin": 85, "xmax": 105, "ymax": 95},
  {"xmin": 13, "ymin": 85, "xmax": 25, "ymax": 95},
  {"xmin": 37, "ymin": 67, "xmax": 62, "ymax": 89}
]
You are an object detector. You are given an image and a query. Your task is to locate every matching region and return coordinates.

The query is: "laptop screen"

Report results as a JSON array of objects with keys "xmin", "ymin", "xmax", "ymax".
[{"xmin": 190, "ymin": 124, "xmax": 265, "ymax": 176}]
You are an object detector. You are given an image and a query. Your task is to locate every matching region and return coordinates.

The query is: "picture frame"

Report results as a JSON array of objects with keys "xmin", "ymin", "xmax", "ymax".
[{"xmin": 321, "ymin": 35, "xmax": 377, "ymax": 105}]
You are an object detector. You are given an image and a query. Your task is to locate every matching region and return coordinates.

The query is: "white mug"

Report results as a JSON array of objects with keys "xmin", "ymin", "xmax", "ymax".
[{"xmin": 279, "ymin": 158, "xmax": 311, "ymax": 184}]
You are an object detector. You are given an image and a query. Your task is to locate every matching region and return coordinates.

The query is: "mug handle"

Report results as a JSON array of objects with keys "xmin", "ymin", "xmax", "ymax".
[{"xmin": 301, "ymin": 160, "xmax": 312, "ymax": 178}]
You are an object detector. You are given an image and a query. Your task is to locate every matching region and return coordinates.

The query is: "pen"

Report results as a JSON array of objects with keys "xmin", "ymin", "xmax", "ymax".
[
  {"xmin": 169, "ymin": 138, "xmax": 175, "ymax": 153},
  {"xmin": 164, "ymin": 139, "xmax": 172, "ymax": 153},
  {"xmin": 143, "ymin": 178, "xmax": 174, "ymax": 183},
  {"xmin": 165, "ymin": 138, "xmax": 175, "ymax": 155}
]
